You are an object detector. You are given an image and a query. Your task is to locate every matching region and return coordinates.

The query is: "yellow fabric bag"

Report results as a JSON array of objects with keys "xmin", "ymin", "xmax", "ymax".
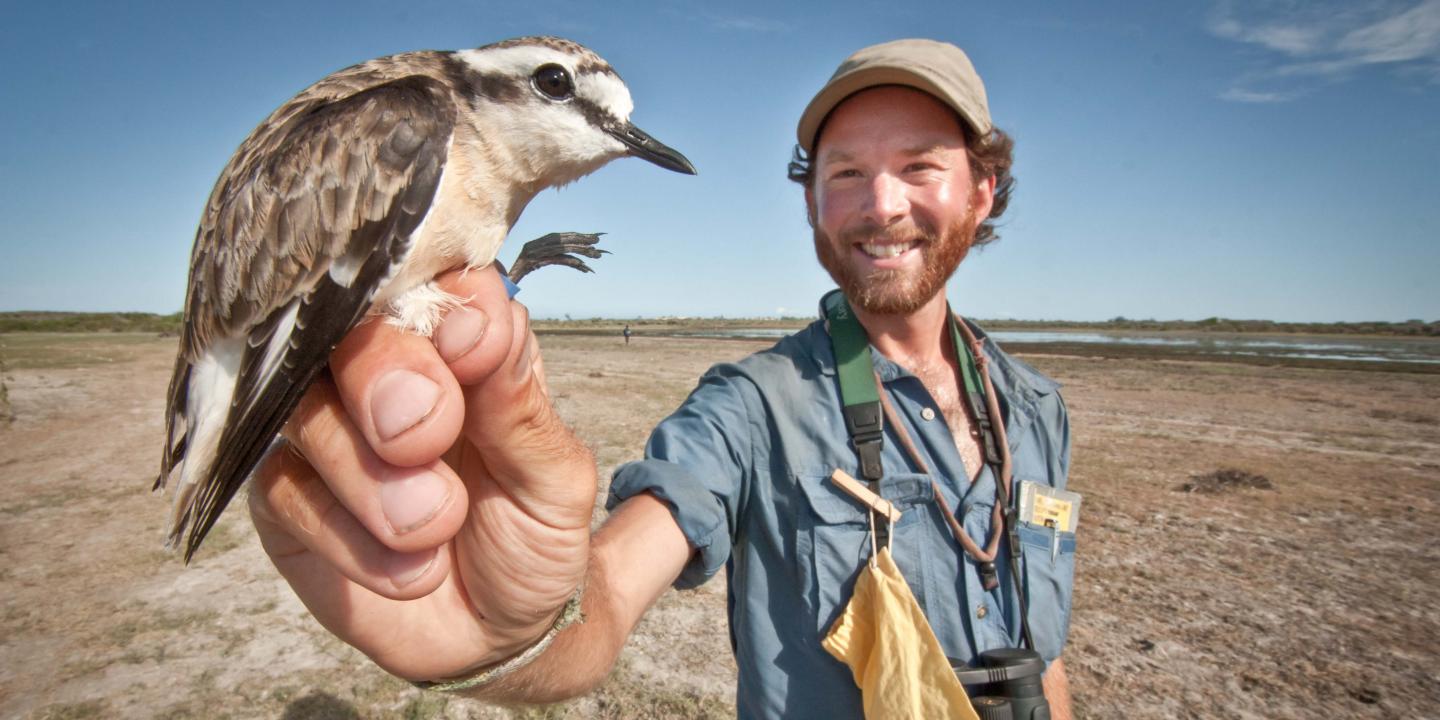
[{"xmin": 822, "ymin": 545, "xmax": 979, "ymax": 720}]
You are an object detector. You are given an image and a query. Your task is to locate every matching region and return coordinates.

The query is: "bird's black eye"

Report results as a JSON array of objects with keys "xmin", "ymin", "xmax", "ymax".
[{"xmin": 532, "ymin": 64, "xmax": 574, "ymax": 100}]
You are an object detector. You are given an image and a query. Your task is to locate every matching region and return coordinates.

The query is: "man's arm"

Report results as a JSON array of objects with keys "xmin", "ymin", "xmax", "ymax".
[{"xmin": 1043, "ymin": 657, "xmax": 1073, "ymax": 720}]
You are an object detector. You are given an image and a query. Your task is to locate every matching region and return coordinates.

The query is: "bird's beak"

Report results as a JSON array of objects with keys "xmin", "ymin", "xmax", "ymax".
[{"xmin": 609, "ymin": 122, "xmax": 697, "ymax": 175}]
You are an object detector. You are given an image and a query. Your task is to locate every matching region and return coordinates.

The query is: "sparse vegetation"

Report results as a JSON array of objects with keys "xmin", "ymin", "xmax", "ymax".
[
  {"xmin": 34, "ymin": 699, "xmax": 110, "ymax": 720},
  {"xmin": 985, "ymin": 316, "xmax": 1440, "ymax": 337},
  {"xmin": 0, "ymin": 341, "xmax": 13, "ymax": 424},
  {"xmin": 4, "ymin": 310, "xmax": 1433, "ymax": 336},
  {"xmin": 1368, "ymin": 408, "xmax": 1439, "ymax": 425},
  {"xmin": 531, "ymin": 314, "xmax": 1440, "ymax": 337},
  {"xmin": 0, "ymin": 365, "xmax": 12, "ymax": 425},
  {"xmin": 0, "ymin": 311, "xmax": 182, "ymax": 334},
  {"xmin": 1178, "ymin": 468, "xmax": 1275, "ymax": 494}
]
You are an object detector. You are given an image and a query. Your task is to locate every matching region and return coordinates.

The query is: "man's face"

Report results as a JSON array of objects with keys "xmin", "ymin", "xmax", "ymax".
[{"xmin": 808, "ymin": 86, "xmax": 994, "ymax": 315}]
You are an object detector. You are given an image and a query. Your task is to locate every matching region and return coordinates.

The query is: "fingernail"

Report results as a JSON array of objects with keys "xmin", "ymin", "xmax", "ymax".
[
  {"xmin": 372, "ymin": 370, "xmax": 440, "ymax": 441},
  {"xmin": 380, "ymin": 468, "xmax": 452, "ymax": 534},
  {"xmin": 385, "ymin": 549, "xmax": 437, "ymax": 588},
  {"xmin": 435, "ymin": 306, "xmax": 487, "ymax": 363}
]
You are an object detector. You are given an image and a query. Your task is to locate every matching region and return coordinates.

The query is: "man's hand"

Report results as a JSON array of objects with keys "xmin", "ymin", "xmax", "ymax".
[{"xmin": 248, "ymin": 265, "xmax": 598, "ymax": 683}]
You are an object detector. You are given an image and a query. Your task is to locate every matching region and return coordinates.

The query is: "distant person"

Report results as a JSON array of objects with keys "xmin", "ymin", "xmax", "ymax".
[
  {"xmin": 251, "ymin": 39, "xmax": 1075, "ymax": 718},
  {"xmin": 623, "ymin": 323, "xmax": 631, "ymax": 345}
]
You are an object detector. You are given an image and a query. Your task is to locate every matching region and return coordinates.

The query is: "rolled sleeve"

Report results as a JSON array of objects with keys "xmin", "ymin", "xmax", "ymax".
[{"xmin": 606, "ymin": 367, "xmax": 754, "ymax": 589}]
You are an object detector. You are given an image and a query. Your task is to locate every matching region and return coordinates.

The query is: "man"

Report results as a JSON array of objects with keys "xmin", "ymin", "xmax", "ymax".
[{"xmin": 251, "ymin": 39, "xmax": 1075, "ymax": 718}]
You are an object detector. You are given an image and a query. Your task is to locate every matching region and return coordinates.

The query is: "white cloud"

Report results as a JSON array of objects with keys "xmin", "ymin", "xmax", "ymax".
[
  {"xmin": 1219, "ymin": 87, "xmax": 1297, "ymax": 103},
  {"xmin": 1209, "ymin": 0, "xmax": 1440, "ymax": 101},
  {"xmin": 1339, "ymin": 0, "xmax": 1440, "ymax": 62},
  {"xmin": 711, "ymin": 15, "xmax": 788, "ymax": 33}
]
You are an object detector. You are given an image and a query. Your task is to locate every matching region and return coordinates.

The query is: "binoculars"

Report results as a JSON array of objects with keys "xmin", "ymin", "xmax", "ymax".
[{"xmin": 951, "ymin": 648, "xmax": 1051, "ymax": 720}]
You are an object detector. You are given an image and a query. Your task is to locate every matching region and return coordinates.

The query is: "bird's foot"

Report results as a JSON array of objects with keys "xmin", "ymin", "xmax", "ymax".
[{"xmin": 507, "ymin": 232, "xmax": 610, "ymax": 285}]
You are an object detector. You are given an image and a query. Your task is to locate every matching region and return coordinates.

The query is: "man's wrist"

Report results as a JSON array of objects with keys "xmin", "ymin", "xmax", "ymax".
[{"xmin": 413, "ymin": 583, "xmax": 586, "ymax": 693}]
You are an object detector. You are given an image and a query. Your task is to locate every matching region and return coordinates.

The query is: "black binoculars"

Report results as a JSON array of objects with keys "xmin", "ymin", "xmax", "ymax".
[{"xmin": 951, "ymin": 648, "xmax": 1051, "ymax": 720}]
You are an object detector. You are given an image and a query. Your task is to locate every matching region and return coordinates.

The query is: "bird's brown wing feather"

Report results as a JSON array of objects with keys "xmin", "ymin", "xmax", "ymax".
[{"xmin": 159, "ymin": 75, "xmax": 456, "ymax": 560}]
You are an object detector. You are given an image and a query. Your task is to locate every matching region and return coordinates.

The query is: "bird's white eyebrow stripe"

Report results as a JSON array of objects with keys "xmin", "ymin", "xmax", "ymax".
[{"xmin": 439, "ymin": 53, "xmax": 526, "ymax": 103}]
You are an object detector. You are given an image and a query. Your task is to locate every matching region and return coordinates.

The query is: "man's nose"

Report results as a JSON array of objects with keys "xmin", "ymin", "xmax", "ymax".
[{"xmin": 864, "ymin": 173, "xmax": 909, "ymax": 226}]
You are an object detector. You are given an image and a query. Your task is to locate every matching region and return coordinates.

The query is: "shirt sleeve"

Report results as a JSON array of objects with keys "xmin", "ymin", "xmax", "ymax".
[{"xmin": 607, "ymin": 365, "xmax": 754, "ymax": 589}]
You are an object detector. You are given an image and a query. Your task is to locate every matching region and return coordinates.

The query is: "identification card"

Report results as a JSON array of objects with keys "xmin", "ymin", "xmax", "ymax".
[{"xmin": 1018, "ymin": 481, "xmax": 1081, "ymax": 533}]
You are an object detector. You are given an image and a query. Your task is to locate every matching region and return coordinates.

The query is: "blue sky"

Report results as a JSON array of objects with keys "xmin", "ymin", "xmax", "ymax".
[{"xmin": 1, "ymin": 0, "xmax": 1436, "ymax": 322}]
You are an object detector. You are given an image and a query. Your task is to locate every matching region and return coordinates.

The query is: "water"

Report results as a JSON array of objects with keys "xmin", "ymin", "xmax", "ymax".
[
  {"xmin": 987, "ymin": 331, "xmax": 1440, "ymax": 365},
  {"xmin": 665, "ymin": 328, "xmax": 1440, "ymax": 365}
]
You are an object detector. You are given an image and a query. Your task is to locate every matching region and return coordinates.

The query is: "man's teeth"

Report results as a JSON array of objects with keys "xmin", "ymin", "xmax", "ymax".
[{"xmin": 860, "ymin": 242, "xmax": 915, "ymax": 258}]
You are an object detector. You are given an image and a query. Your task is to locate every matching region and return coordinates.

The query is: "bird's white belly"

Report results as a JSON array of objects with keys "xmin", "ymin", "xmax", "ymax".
[{"xmin": 367, "ymin": 181, "xmax": 509, "ymax": 336}]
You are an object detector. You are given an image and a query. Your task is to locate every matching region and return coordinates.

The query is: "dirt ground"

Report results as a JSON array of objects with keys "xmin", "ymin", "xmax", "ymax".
[{"xmin": 1, "ymin": 331, "xmax": 1438, "ymax": 719}]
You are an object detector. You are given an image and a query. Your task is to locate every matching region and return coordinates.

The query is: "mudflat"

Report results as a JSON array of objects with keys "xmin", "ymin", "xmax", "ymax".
[{"xmin": 2, "ymin": 331, "xmax": 1437, "ymax": 719}]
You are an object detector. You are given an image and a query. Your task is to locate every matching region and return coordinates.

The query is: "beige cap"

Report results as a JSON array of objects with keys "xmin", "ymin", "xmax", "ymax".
[{"xmin": 796, "ymin": 38, "xmax": 992, "ymax": 153}]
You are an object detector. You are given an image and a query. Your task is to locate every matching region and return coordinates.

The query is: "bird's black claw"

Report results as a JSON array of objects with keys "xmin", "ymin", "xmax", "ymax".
[{"xmin": 508, "ymin": 232, "xmax": 610, "ymax": 284}]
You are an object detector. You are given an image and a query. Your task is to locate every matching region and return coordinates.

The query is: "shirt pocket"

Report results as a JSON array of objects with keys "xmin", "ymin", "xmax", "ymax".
[
  {"xmin": 1017, "ymin": 498, "xmax": 1078, "ymax": 662},
  {"xmin": 793, "ymin": 471, "xmax": 931, "ymax": 639}
]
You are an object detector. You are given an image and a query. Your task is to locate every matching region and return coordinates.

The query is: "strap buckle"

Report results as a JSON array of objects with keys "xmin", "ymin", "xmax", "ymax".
[{"xmin": 843, "ymin": 403, "xmax": 884, "ymax": 482}]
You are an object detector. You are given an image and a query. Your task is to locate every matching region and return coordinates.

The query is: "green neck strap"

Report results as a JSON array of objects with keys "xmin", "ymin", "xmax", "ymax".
[
  {"xmin": 951, "ymin": 309, "xmax": 983, "ymax": 399},
  {"xmin": 824, "ymin": 292, "xmax": 884, "ymax": 481},
  {"xmin": 949, "ymin": 308, "xmax": 1002, "ymax": 465},
  {"xmin": 825, "ymin": 291, "xmax": 999, "ymax": 479}
]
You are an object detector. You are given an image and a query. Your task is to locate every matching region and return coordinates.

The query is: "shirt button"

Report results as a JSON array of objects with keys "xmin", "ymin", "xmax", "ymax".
[
  {"xmin": 976, "ymin": 605, "xmax": 988, "ymax": 619},
  {"xmin": 921, "ymin": 407, "xmax": 937, "ymax": 421}
]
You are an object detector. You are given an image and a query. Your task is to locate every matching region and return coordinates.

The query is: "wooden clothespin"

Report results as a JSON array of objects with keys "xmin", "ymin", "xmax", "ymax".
[{"xmin": 828, "ymin": 469, "xmax": 902, "ymax": 524}]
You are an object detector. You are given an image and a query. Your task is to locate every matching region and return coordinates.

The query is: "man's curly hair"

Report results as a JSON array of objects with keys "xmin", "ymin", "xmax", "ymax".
[{"xmin": 786, "ymin": 120, "xmax": 1015, "ymax": 247}]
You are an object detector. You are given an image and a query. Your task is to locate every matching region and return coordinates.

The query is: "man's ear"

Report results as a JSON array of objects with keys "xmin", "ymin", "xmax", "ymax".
[
  {"xmin": 974, "ymin": 175, "xmax": 996, "ymax": 219},
  {"xmin": 804, "ymin": 185, "xmax": 817, "ymax": 228}
]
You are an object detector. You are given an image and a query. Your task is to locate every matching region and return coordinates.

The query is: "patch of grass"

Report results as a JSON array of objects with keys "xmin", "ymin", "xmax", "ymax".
[
  {"xmin": 34, "ymin": 699, "xmax": 111, "ymax": 719},
  {"xmin": 155, "ymin": 697, "xmax": 235, "ymax": 720},
  {"xmin": 103, "ymin": 608, "xmax": 222, "ymax": 652},
  {"xmin": 1177, "ymin": 469, "xmax": 1275, "ymax": 494},
  {"xmin": 61, "ymin": 653, "xmax": 117, "ymax": 681},
  {"xmin": 196, "ymin": 517, "xmax": 250, "ymax": 556},
  {"xmin": 589, "ymin": 681, "xmax": 732, "ymax": 720},
  {"xmin": 400, "ymin": 693, "xmax": 450, "ymax": 719},
  {"xmin": 345, "ymin": 672, "xmax": 415, "ymax": 712},
  {"xmin": 0, "ymin": 364, "xmax": 12, "ymax": 424},
  {"xmin": 245, "ymin": 598, "xmax": 279, "ymax": 615},
  {"xmin": 0, "ymin": 332, "xmax": 171, "ymax": 370},
  {"xmin": 565, "ymin": 659, "xmax": 733, "ymax": 720},
  {"xmin": 107, "ymin": 618, "xmax": 145, "ymax": 646},
  {"xmin": 0, "ymin": 311, "xmax": 182, "ymax": 334},
  {"xmin": 279, "ymin": 690, "xmax": 362, "ymax": 719},
  {"xmin": 1367, "ymin": 408, "xmax": 1439, "ymax": 425},
  {"xmin": 0, "ymin": 485, "xmax": 93, "ymax": 516}
]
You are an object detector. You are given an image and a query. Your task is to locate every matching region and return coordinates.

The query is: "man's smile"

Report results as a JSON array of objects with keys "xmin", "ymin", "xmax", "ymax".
[{"xmin": 857, "ymin": 239, "xmax": 920, "ymax": 260}]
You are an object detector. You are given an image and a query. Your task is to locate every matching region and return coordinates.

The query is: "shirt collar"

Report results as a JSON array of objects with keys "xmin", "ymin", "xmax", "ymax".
[{"xmin": 805, "ymin": 308, "xmax": 1060, "ymax": 402}]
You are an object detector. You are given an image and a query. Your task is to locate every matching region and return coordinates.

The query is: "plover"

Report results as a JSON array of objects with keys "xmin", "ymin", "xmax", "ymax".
[{"xmin": 156, "ymin": 36, "xmax": 695, "ymax": 561}]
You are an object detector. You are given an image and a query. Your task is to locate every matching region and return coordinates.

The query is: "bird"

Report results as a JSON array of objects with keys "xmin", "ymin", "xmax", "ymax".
[{"xmin": 156, "ymin": 36, "xmax": 696, "ymax": 562}]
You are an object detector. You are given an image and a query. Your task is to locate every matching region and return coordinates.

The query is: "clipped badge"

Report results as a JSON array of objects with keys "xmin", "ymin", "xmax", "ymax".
[{"xmin": 1017, "ymin": 481, "xmax": 1081, "ymax": 533}]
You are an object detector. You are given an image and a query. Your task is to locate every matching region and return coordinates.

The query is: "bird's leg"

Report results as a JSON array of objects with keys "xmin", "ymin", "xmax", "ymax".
[{"xmin": 506, "ymin": 232, "xmax": 610, "ymax": 285}]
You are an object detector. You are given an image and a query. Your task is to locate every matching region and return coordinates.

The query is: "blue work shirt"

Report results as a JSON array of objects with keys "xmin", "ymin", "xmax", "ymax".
[{"xmin": 607, "ymin": 312, "xmax": 1074, "ymax": 719}]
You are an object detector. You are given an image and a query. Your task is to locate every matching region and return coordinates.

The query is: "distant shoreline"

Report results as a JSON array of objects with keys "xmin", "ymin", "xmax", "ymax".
[
  {"xmin": 3, "ymin": 326, "xmax": 1436, "ymax": 375},
  {"xmin": 1, "ymin": 310, "xmax": 1435, "ymax": 338}
]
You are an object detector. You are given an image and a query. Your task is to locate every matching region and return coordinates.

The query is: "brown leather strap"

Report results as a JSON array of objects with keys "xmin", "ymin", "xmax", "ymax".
[{"xmin": 874, "ymin": 372, "xmax": 1003, "ymax": 562}]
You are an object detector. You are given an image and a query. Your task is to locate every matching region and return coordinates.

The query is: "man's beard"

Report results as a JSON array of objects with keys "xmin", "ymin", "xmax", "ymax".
[{"xmin": 814, "ymin": 210, "xmax": 978, "ymax": 315}]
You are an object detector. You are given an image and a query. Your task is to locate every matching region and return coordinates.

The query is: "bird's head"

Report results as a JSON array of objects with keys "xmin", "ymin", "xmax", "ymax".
[{"xmin": 450, "ymin": 37, "xmax": 696, "ymax": 189}]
